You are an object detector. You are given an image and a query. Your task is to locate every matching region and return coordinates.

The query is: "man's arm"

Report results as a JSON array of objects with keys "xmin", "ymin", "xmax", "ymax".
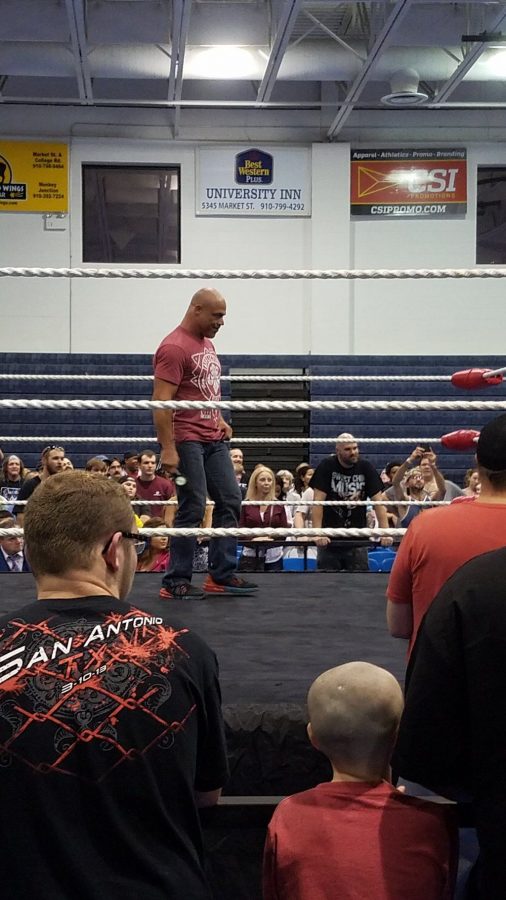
[
  {"xmin": 311, "ymin": 488, "xmax": 330, "ymax": 546},
  {"xmin": 393, "ymin": 582, "xmax": 469, "ymax": 795},
  {"xmin": 263, "ymin": 822, "xmax": 280, "ymax": 900},
  {"xmin": 385, "ymin": 527, "xmax": 415, "ymax": 640},
  {"xmin": 423, "ymin": 451, "xmax": 445, "ymax": 500},
  {"xmin": 392, "ymin": 447, "xmax": 425, "ymax": 500},
  {"xmin": 386, "ymin": 599, "xmax": 412, "ymax": 638},
  {"xmin": 163, "ymin": 498, "xmax": 176, "ymax": 527},
  {"xmin": 218, "ymin": 416, "xmax": 233, "ymax": 440},
  {"xmin": 152, "ymin": 377, "xmax": 179, "ymax": 472},
  {"xmin": 370, "ymin": 490, "xmax": 393, "ymax": 547}
]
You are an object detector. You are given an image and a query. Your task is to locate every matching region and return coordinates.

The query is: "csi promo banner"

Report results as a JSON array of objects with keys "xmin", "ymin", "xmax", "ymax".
[
  {"xmin": 350, "ymin": 149, "xmax": 467, "ymax": 219},
  {"xmin": 0, "ymin": 142, "xmax": 68, "ymax": 212},
  {"xmin": 197, "ymin": 146, "xmax": 311, "ymax": 216}
]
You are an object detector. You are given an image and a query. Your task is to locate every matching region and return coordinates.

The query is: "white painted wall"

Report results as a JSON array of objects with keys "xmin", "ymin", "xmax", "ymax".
[{"xmin": 0, "ymin": 135, "xmax": 503, "ymax": 355}]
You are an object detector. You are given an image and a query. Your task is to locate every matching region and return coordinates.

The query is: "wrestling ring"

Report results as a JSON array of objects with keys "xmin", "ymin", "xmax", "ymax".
[{"xmin": 0, "ymin": 264, "xmax": 501, "ymax": 898}]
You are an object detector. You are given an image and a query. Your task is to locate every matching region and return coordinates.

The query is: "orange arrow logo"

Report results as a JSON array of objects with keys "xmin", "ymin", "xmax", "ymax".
[{"xmin": 356, "ymin": 165, "xmax": 414, "ymax": 198}]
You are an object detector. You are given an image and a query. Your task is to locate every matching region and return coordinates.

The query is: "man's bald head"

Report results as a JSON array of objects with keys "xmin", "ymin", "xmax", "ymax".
[
  {"xmin": 190, "ymin": 287, "xmax": 225, "ymax": 309},
  {"xmin": 183, "ymin": 288, "xmax": 226, "ymax": 338},
  {"xmin": 307, "ymin": 662, "xmax": 403, "ymax": 779}
]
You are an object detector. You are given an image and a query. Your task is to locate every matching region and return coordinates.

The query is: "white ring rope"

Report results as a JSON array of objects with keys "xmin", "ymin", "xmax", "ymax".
[
  {"xmin": 0, "ymin": 526, "xmax": 404, "ymax": 539},
  {"xmin": 0, "ymin": 399, "xmax": 506, "ymax": 411},
  {"xmin": 0, "ymin": 435, "xmax": 446, "ymax": 444},
  {"xmin": 1, "ymin": 266, "xmax": 506, "ymax": 281},
  {"xmin": 1, "ymin": 398, "xmax": 506, "ymax": 411},
  {"xmin": 0, "ymin": 373, "xmax": 453, "ymax": 382}
]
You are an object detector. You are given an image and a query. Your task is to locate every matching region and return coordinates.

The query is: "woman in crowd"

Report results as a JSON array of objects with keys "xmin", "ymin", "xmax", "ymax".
[
  {"xmin": 276, "ymin": 469, "xmax": 294, "ymax": 499},
  {"xmin": 293, "ymin": 463, "xmax": 314, "ymax": 498},
  {"xmin": 462, "ymin": 467, "xmax": 481, "ymax": 497},
  {"xmin": 136, "ymin": 516, "xmax": 170, "ymax": 573},
  {"xmin": 0, "ymin": 454, "xmax": 27, "ymax": 512},
  {"xmin": 291, "ymin": 465, "xmax": 318, "ymax": 564},
  {"xmin": 275, "ymin": 474, "xmax": 294, "ymax": 526},
  {"xmin": 62, "ymin": 457, "xmax": 74, "ymax": 471},
  {"xmin": 239, "ymin": 466, "xmax": 289, "ymax": 572}
]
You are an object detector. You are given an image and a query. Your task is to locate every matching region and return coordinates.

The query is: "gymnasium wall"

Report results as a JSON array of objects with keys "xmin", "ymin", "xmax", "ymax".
[{"xmin": 0, "ymin": 137, "xmax": 503, "ymax": 356}]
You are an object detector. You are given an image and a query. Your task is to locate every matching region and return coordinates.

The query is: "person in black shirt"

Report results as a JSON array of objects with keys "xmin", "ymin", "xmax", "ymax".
[
  {"xmin": 393, "ymin": 547, "xmax": 506, "ymax": 899},
  {"xmin": 0, "ymin": 471, "xmax": 228, "ymax": 900},
  {"xmin": 14, "ymin": 444, "xmax": 65, "ymax": 523},
  {"xmin": 310, "ymin": 433, "xmax": 392, "ymax": 571}
]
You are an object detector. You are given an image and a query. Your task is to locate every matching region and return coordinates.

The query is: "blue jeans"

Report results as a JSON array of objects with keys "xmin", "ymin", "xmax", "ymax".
[{"xmin": 162, "ymin": 441, "xmax": 242, "ymax": 587}]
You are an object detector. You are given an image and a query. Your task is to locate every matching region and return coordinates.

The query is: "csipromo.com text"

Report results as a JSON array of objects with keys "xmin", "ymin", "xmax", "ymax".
[{"xmin": 370, "ymin": 204, "xmax": 447, "ymax": 215}]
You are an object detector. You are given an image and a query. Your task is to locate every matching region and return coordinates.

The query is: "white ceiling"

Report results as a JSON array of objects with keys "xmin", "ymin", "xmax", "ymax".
[{"xmin": 2, "ymin": 0, "xmax": 506, "ymax": 141}]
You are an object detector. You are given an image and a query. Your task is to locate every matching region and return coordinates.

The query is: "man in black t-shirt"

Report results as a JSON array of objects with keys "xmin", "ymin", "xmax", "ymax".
[
  {"xmin": 393, "ymin": 546, "xmax": 506, "ymax": 899},
  {"xmin": 14, "ymin": 444, "xmax": 65, "ymax": 522},
  {"xmin": 310, "ymin": 433, "xmax": 391, "ymax": 571},
  {"xmin": 0, "ymin": 471, "xmax": 228, "ymax": 900}
]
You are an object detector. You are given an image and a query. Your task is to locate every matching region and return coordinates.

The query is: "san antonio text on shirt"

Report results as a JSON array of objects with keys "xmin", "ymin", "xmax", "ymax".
[{"xmin": 0, "ymin": 613, "xmax": 163, "ymax": 687}]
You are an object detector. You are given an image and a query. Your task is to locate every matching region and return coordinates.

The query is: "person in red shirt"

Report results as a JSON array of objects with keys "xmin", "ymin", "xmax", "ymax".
[
  {"xmin": 386, "ymin": 412, "xmax": 506, "ymax": 656},
  {"xmin": 152, "ymin": 288, "xmax": 258, "ymax": 600},
  {"xmin": 263, "ymin": 662, "xmax": 457, "ymax": 900},
  {"xmin": 135, "ymin": 450, "xmax": 176, "ymax": 525}
]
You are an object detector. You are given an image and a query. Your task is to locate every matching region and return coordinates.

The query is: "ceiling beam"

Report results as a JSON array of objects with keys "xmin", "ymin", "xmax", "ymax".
[
  {"xmin": 257, "ymin": 0, "xmax": 304, "ymax": 103},
  {"xmin": 168, "ymin": 0, "xmax": 192, "ymax": 136},
  {"xmin": 326, "ymin": 0, "xmax": 414, "ymax": 140},
  {"xmin": 64, "ymin": 0, "xmax": 93, "ymax": 104},
  {"xmin": 434, "ymin": 5, "xmax": 506, "ymax": 104},
  {"xmin": 304, "ymin": 10, "xmax": 366, "ymax": 62}
]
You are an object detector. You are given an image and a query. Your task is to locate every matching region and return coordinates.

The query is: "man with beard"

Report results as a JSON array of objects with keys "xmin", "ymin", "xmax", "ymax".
[
  {"xmin": 15, "ymin": 444, "xmax": 65, "ymax": 524},
  {"xmin": 310, "ymin": 433, "xmax": 391, "ymax": 571}
]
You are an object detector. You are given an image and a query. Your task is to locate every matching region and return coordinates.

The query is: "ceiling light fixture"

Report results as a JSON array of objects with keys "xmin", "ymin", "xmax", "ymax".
[
  {"xmin": 190, "ymin": 46, "xmax": 259, "ymax": 78},
  {"xmin": 484, "ymin": 49, "xmax": 506, "ymax": 76}
]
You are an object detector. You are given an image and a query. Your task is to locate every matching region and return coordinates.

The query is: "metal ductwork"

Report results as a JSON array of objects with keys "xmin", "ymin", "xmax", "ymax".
[{"xmin": 381, "ymin": 67, "xmax": 429, "ymax": 106}]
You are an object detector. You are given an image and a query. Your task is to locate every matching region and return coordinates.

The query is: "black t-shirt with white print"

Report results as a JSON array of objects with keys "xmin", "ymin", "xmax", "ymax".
[
  {"xmin": 310, "ymin": 456, "xmax": 383, "ymax": 528},
  {"xmin": 0, "ymin": 596, "xmax": 228, "ymax": 900}
]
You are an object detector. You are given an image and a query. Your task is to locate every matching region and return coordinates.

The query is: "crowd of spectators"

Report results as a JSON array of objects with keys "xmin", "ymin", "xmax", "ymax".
[
  {"xmin": 2, "ymin": 415, "xmax": 506, "ymax": 899},
  {"xmin": 0, "ymin": 435, "xmax": 475, "ymax": 577}
]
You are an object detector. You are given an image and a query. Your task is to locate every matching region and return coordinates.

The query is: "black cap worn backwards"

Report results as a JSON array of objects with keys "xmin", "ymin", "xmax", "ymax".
[{"xmin": 476, "ymin": 414, "xmax": 506, "ymax": 471}]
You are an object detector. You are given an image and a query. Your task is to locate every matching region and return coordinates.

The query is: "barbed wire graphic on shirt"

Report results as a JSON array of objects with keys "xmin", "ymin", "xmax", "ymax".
[{"xmin": 0, "ymin": 610, "xmax": 195, "ymax": 781}]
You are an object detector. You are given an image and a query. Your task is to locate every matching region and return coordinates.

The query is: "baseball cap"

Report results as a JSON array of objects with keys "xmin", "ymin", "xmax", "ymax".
[
  {"xmin": 476, "ymin": 414, "xmax": 506, "ymax": 471},
  {"xmin": 95, "ymin": 454, "xmax": 112, "ymax": 464},
  {"xmin": 122, "ymin": 450, "xmax": 140, "ymax": 462}
]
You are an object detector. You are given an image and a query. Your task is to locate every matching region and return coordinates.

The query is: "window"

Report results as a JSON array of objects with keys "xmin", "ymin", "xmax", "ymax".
[
  {"xmin": 477, "ymin": 167, "xmax": 506, "ymax": 264},
  {"xmin": 82, "ymin": 165, "xmax": 180, "ymax": 263}
]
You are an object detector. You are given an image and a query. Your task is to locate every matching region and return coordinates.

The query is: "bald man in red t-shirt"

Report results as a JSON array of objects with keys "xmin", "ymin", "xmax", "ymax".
[{"xmin": 152, "ymin": 288, "xmax": 258, "ymax": 601}]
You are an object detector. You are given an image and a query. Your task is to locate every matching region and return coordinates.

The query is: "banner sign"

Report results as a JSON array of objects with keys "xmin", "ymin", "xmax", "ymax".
[
  {"xmin": 197, "ymin": 146, "xmax": 311, "ymax": 216},
  {"xmin": 350, "ymin": 149, "xmax": 467, "ymax": 218},
  {"xmin": 0, "ymin": 141, "xmax": 68, "ymax": 212}
]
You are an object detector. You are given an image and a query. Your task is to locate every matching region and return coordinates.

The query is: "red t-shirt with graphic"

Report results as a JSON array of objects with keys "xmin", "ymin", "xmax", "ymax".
[{"xmin": 154, "ymin": 326, "xmax": 223, "ymax": 442}]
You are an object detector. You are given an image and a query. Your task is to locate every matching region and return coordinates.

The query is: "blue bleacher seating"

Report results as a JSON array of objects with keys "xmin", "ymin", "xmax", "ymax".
[{"xmin": 0, "ymin": 352, "xmax": 502, "ymax": 482}]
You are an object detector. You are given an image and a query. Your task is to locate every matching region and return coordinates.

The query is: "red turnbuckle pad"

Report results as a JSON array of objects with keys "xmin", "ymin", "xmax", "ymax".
[
  {"xmin": 451, "ymin": 368, "xmax": 503, "ymax": 390},
  {"xmin": 441, "ymin": 430, "xmax": 480, "ymax": 451}
]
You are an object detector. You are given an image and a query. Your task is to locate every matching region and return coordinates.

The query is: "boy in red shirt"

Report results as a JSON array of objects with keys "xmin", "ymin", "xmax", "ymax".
[{"xmin": 263, "ymin": 662, "xmax": 457, "ymax": 900}]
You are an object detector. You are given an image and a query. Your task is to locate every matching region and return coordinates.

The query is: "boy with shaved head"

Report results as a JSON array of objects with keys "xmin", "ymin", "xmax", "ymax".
[{"xmin": 263, "ymin": 662, "xmax": 457, "ymax": 900}]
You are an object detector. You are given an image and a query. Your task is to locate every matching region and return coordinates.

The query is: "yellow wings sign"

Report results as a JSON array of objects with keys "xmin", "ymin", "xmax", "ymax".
[{"xmin": 0, "ymin": 141, "xmax": 68, "ymax": 212}]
